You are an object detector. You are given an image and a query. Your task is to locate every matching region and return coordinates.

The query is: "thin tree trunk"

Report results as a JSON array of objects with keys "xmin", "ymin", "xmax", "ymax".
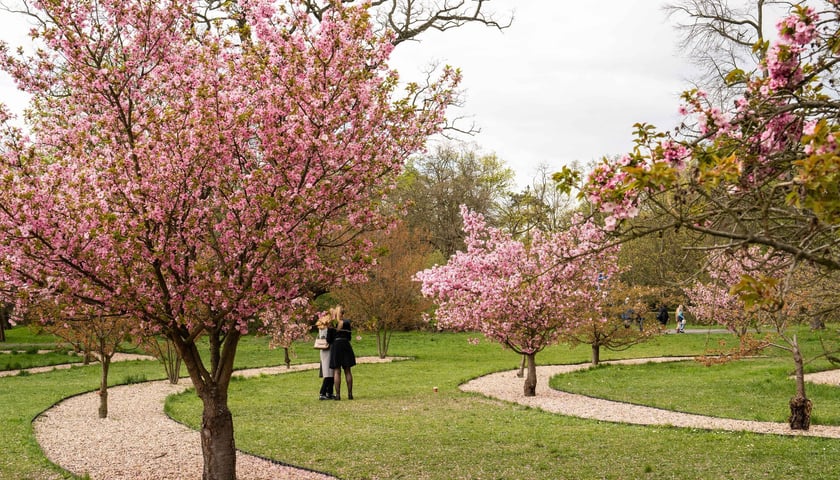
[
  {"xmin": 591, "ymin": 343, "xmax": 601, "ymax": 366},
  {"xmin": 788, "ymin": 336, "xmax": 812, "ymax": 430},
  {"xmin": 98, "ymin": 353, "xmax": 111, "ymax": 419},
  {"xmin": 523, "ymin": 353, "xmax": 537, "ymax": 397},
  {"xmin": 284, "ymin": 347, "xmax": 291, "ymax": 368}
]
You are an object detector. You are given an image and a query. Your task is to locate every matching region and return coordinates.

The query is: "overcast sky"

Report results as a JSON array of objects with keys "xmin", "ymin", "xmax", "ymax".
[
  {"xmin": 0, "ymin": 1, "xmax": 696, "ymax": 189},
  {"xmin": 391, "ymin": 1, "xmax": 697, "ymax": 188}
]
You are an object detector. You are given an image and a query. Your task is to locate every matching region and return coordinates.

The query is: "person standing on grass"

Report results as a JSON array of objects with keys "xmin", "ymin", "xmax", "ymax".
[
  {"xmin": 676, "ymin": 304, "xmax": 686, "ymax": 333},
  {"xmin": 657, "ymin": 304, "xmax": 669, "ymax": 330},
  {"xmin": 330, "ymin": 306, "xmax": 357, "ymax": 400},
  {"xmin": 316, "ymin": 313, "xmax": 336, "ymax": 400}
]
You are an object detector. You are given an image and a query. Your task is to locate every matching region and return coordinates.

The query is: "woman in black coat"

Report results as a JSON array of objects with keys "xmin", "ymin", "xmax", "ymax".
[{"xmin": 330, "ymin": 318, "xmax": 357, "ymax": 400}]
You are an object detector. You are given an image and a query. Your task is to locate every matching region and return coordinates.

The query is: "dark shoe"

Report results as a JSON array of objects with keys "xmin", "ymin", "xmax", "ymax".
[
  {"xmin": 333, "ymin": 395, "xmax": 340, "ymax": 401},
  {"xmin": 348, "ymin": 394, "xmax": 353, "ymax": 400},
  {"xmin": 319, "ymin": 395, "xmax": 328, "ymax": 400}
]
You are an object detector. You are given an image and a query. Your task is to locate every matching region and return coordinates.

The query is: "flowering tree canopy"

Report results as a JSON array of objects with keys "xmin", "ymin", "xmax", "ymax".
[
  {"xmin": 581, "ymin": 2, "xmax": 840, "ymax": 271},
  {"xmin": 415, "ymin": 206, "xmax": 619, "ymax": 396},
  {"xmin": 0, "ymin": 0, "xmax": 456, "ymax": 477},
  {"xmin": 577, "ymin": 1, "xmax": 840, "ymax": 430}
]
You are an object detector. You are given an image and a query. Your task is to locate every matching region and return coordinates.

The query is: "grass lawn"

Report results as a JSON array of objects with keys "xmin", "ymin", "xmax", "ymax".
[
  {"xmin": 0, "ymin": 326, "xmax": 80, "ymax": 372},
  {"xmin": 1, "ymin": 326, "xmax": 839, "ymax": 479},
  {"xmin": 165, "ymin": 328, "xmax": 840, "ymax": 480}
]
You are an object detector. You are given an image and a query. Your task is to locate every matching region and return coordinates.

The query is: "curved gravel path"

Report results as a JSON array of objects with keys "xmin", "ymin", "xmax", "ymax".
[
  {"xmin": 34, "ymin": 358, "xmax": 398, "ymax": 480},
  {"xmin": 460, "ymin": 356, "xmax": 840, "ymax": 439},
  {"xmin": 34, "ymin": 356, "xmax": 840, "ymax": 479}
]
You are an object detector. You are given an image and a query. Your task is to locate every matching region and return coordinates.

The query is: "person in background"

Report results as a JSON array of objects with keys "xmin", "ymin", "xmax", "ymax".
[
  {"xmin": 316, "ymin": 313, "xmax": 336, "ymax": 400},
  {"xmin": 676, "ymin": 304, "xmax": 687, "ymax": 333},
  {"xmin": 329, "ymin": 305, "xmax": 357, "ymax": 400},
  {"xmin": 656, "ymin": 304, "xmax": 669, "ymax": 330}
]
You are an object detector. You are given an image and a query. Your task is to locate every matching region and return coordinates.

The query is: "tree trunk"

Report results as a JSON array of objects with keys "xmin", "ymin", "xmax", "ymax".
[
  {"xmin": 284, "ymin": 347, "xmax": 291, "ymax": 368},
  {"xmin": 516, "ymin": 354, "xmax": 526, "ymax": 378},
  {"xmin": 591, "ymin": 343, "xmax": 601, "ymax": 366},
  {"xmin": 200, "ymin": 385, "xmax": 237, "ymax": 480},
  {"xmin": 0, "ymin": 303, "xmax": 9, "ymax": 342},
  {"xmin": 788, "ymin": 336, "xmax": 812, "ymax": 430},
  {"xmin": 523, "ymin": 353, "xmax": 537, "ymax": 397},
  {"xmin": 376, "ymin": 326, "xmax": 391, "ymax": 359},
  {"xmin": 172, "ymin": 328, "xmax": 241, "ymax": 480},
  {"xmin": 98, "ymin": 354, "xmax": 111, "ymax": 419}
]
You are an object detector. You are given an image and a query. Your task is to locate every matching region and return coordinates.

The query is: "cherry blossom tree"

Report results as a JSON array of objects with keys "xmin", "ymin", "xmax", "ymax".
[
  {"xmin": 415, "ymin": 206, "xmax": 619, "ymax": 396},
  {"xmin": 686, "ymin": 250, "xmax": 765, "ymax": 337},
  {"xmin": 264, "ymin": 304, "xmax": 310, "ymax": 369},
  {"xmin": 0, "ymin": 0, "xmax": 456, "ymax": 477},
  {"xmin": 44, "ymin": 310, "xmax": 133, "ymax": 418},
  {"xmin": 580, "ymin": 1, "xmax": 840, "ymax": 430}
]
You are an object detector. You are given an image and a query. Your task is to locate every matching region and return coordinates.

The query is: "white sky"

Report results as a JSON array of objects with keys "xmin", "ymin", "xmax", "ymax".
[
  {"xmin": 391, "ymin": 1, "xmax": 697, "ymax": 188},
  {"xmin": 0, "ymin": 1, "xmax": 696, "ymax": 189}
]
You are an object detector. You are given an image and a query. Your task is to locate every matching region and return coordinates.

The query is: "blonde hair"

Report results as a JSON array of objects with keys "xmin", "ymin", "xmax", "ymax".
[{"xmin": 329, "ymin": 305, "xmax": 343, "ymax": 324}]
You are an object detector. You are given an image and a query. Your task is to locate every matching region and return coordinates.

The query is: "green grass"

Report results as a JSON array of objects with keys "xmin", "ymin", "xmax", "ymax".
[
  {"xmin": 2, "ymin": 326, "xmax": 840, "ymax": 479},
  {"xmin": 164, "ymin": 330, "xmax": 840, "ymax": 480},
  {"xmin": 2, "ymin": 325, "xmax": 64, "ymax": 347},
  {"xmin": 0, "ymin": 351, "xmax": 83, "ymax": 372}
]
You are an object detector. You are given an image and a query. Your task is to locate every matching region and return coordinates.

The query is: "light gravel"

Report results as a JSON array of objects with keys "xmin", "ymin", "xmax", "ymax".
[
  {"xmin": 33, "ymin": 356, "xmax": 840, "ymax": 479},
  {"xmin": 460, "ymin": 356, "xmax": 840, "ymax": 439},
  {"xmin": 33, "ymin": 358, "xmax": 397, "ymax": 480}
]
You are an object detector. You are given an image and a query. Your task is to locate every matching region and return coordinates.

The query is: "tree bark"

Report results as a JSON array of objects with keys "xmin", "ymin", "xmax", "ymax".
[
  {"xmin": 200, "ymin": 385, "xmax": 237, "ymax": 480},
  {"xmin": 591, "ymin": 343, "xmax": 601, "ymax": 366},
  {"xmin": 172, "ymin": 328, "xmax": 241, "ymax": 480},
  {"xmin": 98, "ymin": 354, "xmax": 111, "ymax": 419},
  {"xmin": 788, "ymin": 336, "xmax": 812, "ymax": 430},
  {"xmin": 284, "ymin": 347, "xmax": 291, "ymax": 368},
  {"xmin": 523, "ymin": 353, "xmax": 537, "ymax": 397}
]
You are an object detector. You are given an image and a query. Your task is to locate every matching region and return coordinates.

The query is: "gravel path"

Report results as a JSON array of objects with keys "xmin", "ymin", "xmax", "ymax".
[
  {"xmin": 33, "ymin": 358, "xmax": 397, "ymax": 480},
  {"xmin": 33, "ymin": 356, "xmax": 840, "ymax": 479},
  {"xmin": 0, "ymin": 352, "xmax": 155, "ymax": 378},
  {"xmin": 460, "ymin": 357, "xmax": 840, "ymax": 439}
]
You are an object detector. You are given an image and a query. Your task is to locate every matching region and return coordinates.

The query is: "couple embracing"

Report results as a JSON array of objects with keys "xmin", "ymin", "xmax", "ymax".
[{"xmin": 316, "ymin": 305, "xmax": 356, "ymax": 400}]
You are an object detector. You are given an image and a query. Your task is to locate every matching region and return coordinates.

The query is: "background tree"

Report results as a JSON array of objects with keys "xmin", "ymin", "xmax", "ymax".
[
  {"xmin": 300, "ymin": 0, "xmax": 511, "ymax": 46},
  {"xmin": 581, "ymin": 1, "xmax": 840, "ymax": 429},
  {"xmin": 141, "ymin": 336, "xmax": 183, "ymax": 384},
  {"xmin": 562, "ymin": 282, "xmax": 661, "ymax": 365},
  {"xmin": 26, "ymin": 297, "xmax": 135, "ymax": 418},
  {"xmin": 264, "ymin": 307, "xmax": 311, "ymax": 369},
  {"xmin": 0, "ymin": 1, "xmax": 456, "ymax": 478},
  {"xmin": 398, "ymin": 142, "xmax": 515, "ymax": 257},
  {"xmin": 497, "ymin": 164, "xmax": 576, "ymax": 236},
  {"xmin": 416, "ymin": 207, "xmax": 619, "ymax": 396},
  {"xmin": 333, "ymin": 223, "xmax": 434, "ymax": 358}
]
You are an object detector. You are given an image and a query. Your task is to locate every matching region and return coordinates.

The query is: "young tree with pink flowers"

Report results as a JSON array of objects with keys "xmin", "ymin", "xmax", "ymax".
[
  {"xmin": 416, "ymin": 206, "xmax": 620, "ymax": 396},
  {"xmin": 0, "ymin": 0, "xmax": 456, "ymax": 477},
  {"xmin": 579, "ymin": 1, "xmax": 840, "ymax": 429}
]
